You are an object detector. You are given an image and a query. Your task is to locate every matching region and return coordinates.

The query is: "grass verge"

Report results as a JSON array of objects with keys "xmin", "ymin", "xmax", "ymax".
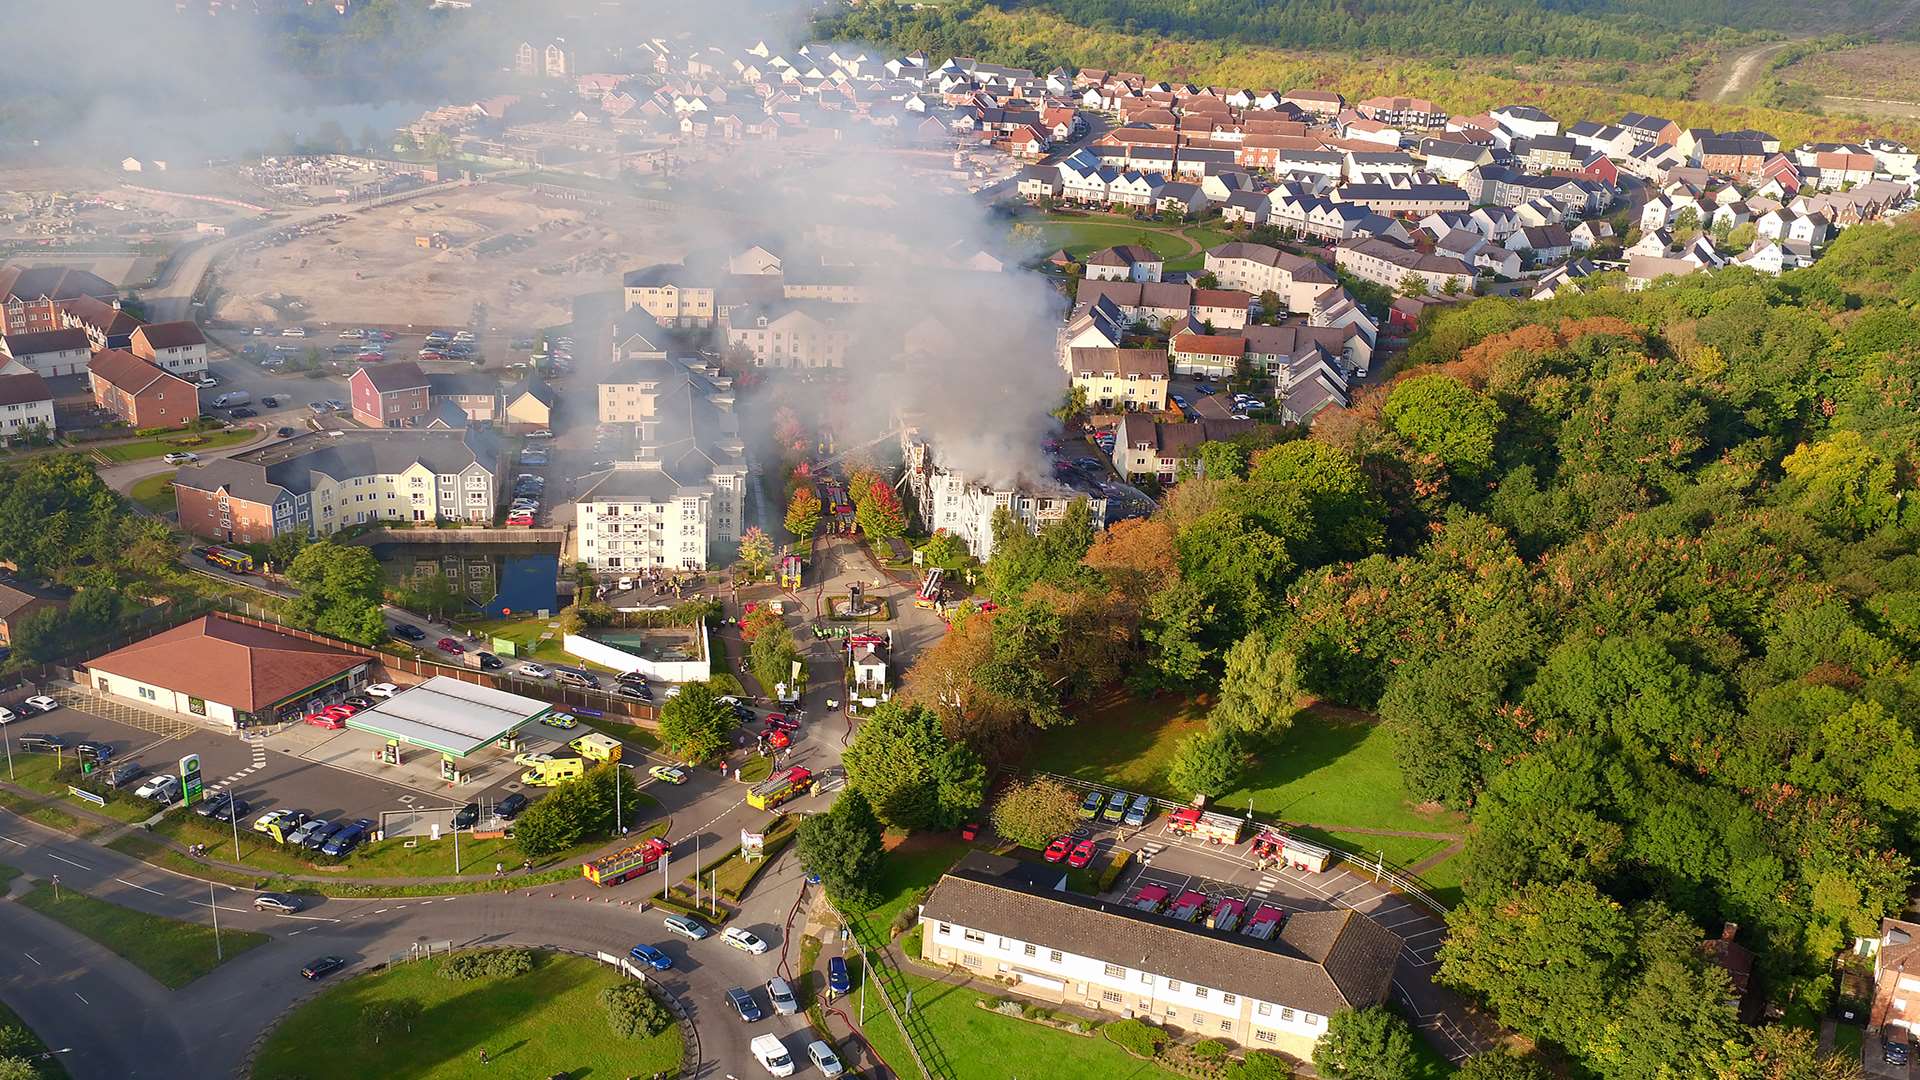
[
  {"xmin": 128, "ymin": 469, "xmax": 179, "ymax": 514},
  {"xmin": 2, "ymin": 753, "xmax": 158, "ymax": 824},
  {"xmin": 0, "ymin": 997, "xmax": 70, "ymax": 1080},
  {"xmin": 16, "ymin": 880, "xmax": 266, "ymax": 988},
  {"xmin": 250, "ymin": 950, "xmax": 682, "ymax": 1080},
  {"xmin": 93, "ymin": 427, "xmax": 255, "ymax": 463}
]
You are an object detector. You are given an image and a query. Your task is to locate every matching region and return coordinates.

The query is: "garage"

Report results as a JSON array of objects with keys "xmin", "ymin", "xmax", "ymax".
[{"xmin": 345, "ymin": 675, "xmax": 563, "ymax": 784}]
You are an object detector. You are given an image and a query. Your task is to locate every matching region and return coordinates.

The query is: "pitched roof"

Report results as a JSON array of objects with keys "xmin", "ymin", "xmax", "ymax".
[
  {"xmin": 2, "ymin": 328, "xmax": 89, "ymax": 355},
  {"xmin": 87, "ymin": 349, "xmax": 190, "ymax": 394},
  {"xmin": 0, "ymin": 265, "xmax": 116, "ymax": 304},
  {"xmin": 507, "ymin": 376, "xmax": 556, "ymax": 407},
  {"xmin": 425, "ymin": 371, "xmax": 501, "ymax": 398},
  {"xmin": 131, "ymin": 321, "xmax": 205, "ymax": 350},
  {"xmin": 87, "ymin": 615, "xmax": 367, "ymax": 712},
  {"xmin": 0, "ymin": 371, "xmax": 53, "ymax": 408},
  {"xmin": 356, "ymin": 361, "xmax": 429, "ymax": 393},
  {"xmin": 1069, "ymin": 347, "xmax": 1167, "ymax": 378},
  {"xmin": 61, "ymin": 296, "xmax": 142, "ymax": 337},
  {"xmin": 1172, "ymin": 332, "xmax": 1246, "ymax": 357},
  {"xmin": 1087, "ymin": 244, "xmax": 1160, "ymax": 267}
]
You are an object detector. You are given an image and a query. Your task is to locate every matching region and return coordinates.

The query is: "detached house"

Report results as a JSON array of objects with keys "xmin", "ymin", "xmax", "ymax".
[
  {"xmin": 1085, "ymin": 245, "xmax": 1164, "ymax": 283},
  {"xmin": 348, "ymin": 362, "xmax": 431, "ymax": 429}
]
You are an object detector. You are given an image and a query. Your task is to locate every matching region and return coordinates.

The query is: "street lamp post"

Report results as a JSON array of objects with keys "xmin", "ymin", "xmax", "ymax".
[
  {"xmin": 231, "ymin": 801, "xmax": 243, "ymax": 863},
  {"xmin": 2, "ymin": 719, "xmax": 13, "ymax": 781},
  {"xmin": 210, "ymin": 882, "xmax": 223, "ymax": 961}
]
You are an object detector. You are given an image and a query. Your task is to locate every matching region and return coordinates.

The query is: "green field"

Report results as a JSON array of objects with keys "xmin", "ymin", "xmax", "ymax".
[
  {"xmin": 128, "ymin": 470, "xmax": 178, "ymax": 515},
  {"xmin": 0, "ymin": 997, "xmax": 69, "ymax": 1080},
  {"xmin": 16, "ymin": 881, "xmax": 267, "ymax": 988},
  {"xmin": 149, "ymin": 795, "xmax": 664, "ymax": 881},
  {"xmin": 92, "ymin": 428, "xmax": 256, "ymax": 463},
  {"xmin": 0, "ymin": 752, "xmax": 158, "ymax": 824},
  {"xmin": 1034, "ymin": 696, "xmax": 1465, "ymax": 836},
  {"xmin": 1008, "ymin": 212, "xmax": 1239, "ymax": 272},
  {"xmin": 251, "ymin": 951, "xmax": 683, "ymax": 1080}
]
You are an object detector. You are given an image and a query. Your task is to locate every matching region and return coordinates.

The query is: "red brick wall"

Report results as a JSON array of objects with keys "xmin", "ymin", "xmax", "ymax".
[{"xmin": 175, "ymin": 487, "xmax": 276, "ymax": 543}]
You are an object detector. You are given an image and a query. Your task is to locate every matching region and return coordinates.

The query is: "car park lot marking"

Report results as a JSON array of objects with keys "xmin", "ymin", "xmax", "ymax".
[
  {"xmin": 72, "ymin": 992, "xmax": 89, "ymax": 1006},
  {"xmin": 0, "ymin": 835, "xmax": 26, "ymax": 847}
]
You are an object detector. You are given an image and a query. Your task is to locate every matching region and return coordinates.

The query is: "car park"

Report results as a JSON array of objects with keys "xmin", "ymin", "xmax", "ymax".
[
  {"xmin": 21, "ymin": 695, "xmax": 57, "ymax": 714},
  {"xmin": 648, "ymin": 765, "xmax": 688, "ymax": 785},
  {"xmin": 752, "ymin": 1034, "xmax": 796, "ymax": 1077},
  {"xmin": 724, "ymin": 927, "xmax": 771, "ymax": 954},
  {"xmin": 663, "ymin": 913, "xmax": 711, "ymax": 941},
  {"xmin": 365, "ymin": 683, "xmax": 400, "ymax": 697},
  {"xmin": 728, "ymin": 986, "xmax": 765, "ymax": 1023},
  {"xmin": 1077, "ymin": 789, "xmax": 1104, "ymax": 819},
  {"xmin": 135, "ymin": 775, "xmax": 179, "ymax": 802},
  {"xmin": 1102, "ymin": 790, "xmax": 1129, "ymax": 822},
  {"xmin": 807, "ymin": 1039, "xmax": 845, "ymax": 1077},
  {"xmin": 766, "ymin": 976, "xmax": 799, "ymax": 1015},
  {"xmin": 1068, "ymin": 838, "xmax": 1098, "ymax": 869},
  {"xmin": 628, "ymin": 943, "xmax": 673, "ymax": 971},
  {"xmin": 301, "ymin": 956, "xmax": 347, "ymax": 980},
  {"xmin": 827, "ymin": 956, "xmax": 851, "ymax": 995},
  {"xmin": 1043, "ymin": 836, "xmax": 1072, "ymax": 863},
  {"xmin": 254, "ymin": 893, "xmax": 304, "ymax": 914}
]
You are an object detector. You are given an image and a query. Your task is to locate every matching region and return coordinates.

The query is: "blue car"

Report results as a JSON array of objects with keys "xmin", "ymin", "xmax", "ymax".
[
  {"xmin": 827, "ymin": 956, "xmax": 850, "ymax": 995},
  {"xmin": 629, "ymin": 943, "xmax": 673, "ymax": 971},
  {"xmin": 727, "ymin": 986, "xmax": 764, "ymax": 1022},
  {"xmin": 321, "ymin": 818, "xmax": 374, "ymax": 857}
]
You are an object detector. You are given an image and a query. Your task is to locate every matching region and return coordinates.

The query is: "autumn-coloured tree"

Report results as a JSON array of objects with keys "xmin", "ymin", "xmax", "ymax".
[
  {"xmin": 736, "ymin": 527, "xmax": 774, "ymax": 581},
  {"xmin": 899, "ymin": 613, "xmax": 1020, "ymax": 747},
  {"xmin": 856, "ymin": 479, "xmax": 907, "ymax": 540},
  {"xmin": 784, "ymin": 486, "xmax": 823, "ymax": 540},
  {"xmin": 771, "ymin": 406, "xmax": 807, "ymax": 457}
]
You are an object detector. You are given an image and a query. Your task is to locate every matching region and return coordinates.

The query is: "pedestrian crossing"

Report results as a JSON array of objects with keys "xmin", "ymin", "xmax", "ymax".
[{"xmin": 205, "ymin": 733, "xmax": 269, "ymax": 793}]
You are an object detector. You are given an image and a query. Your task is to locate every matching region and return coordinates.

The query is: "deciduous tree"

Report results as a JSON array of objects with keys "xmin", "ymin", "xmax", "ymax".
[
  {"xmin": 844, "ymin": 702, "xmax": 987, "ymax": 830},
  {"xmin": 1312, "ymin": 1007, "xmax": 1417, "ymax": 1080},
  {"xmin": 286, "ymin": 542, "xmax": 389, "ymax": 645},
  {"xmin": 1167, "ymin": 726, "xmax": 1247, "ymax": 797},
  {"xmin": 1209, "ymin": 628, "xmax": 1303, "ymax": 738},
  {"xmin": 989, "ymin": 776, "xmax": 1081, "ymax": 849},
  {"xmin": 797, "ymin": 790, "xmax": 885, "ymax": 910},
  {"xmin": 657, "ymin": 681, "xmax": 733, "ymax": 763},
  {"xmin": 784, "ymin": 486, "xmax": 823, "ymax": 540}
]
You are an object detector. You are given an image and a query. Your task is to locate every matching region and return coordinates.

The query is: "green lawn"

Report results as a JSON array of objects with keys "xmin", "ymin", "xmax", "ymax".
[
  {"xmin": 1032, "ymin": 695, "xmax": 1466, "ymax": 838},
  {"xmin": 16, "ymin": 881, "xmax": 266, "ymax": 988},
  {"xmin": 0, "ymin": 785, "xmax": 99, "ymax": 838},
  {"xmin": 128, "ymin": 470, "xmax": 178, "ymax": 514},
  {"xmin": 463, "ymin": 614, "xmax": 622, "ymax": 672},
  {"xmin": 148, "ymin": 794, "xmax": 663, "ymax": 881},
  {"xmin": 1834, "ymin": 1023, "xmax": 1864, "ymax": 1062},
  {"xmin": 0, "ymin": 997, "xmax": 69, "ymax": 1080},
  {"xmin": 92, "ymin": 428, "xmax": 255, "ymax": 463},
  {"xmin": 1008, "ymin": 211, "xmax": 1241, "ymax": 272},
  {"xmin": 251, "ymin": 951, "xmax": 682, "ymax": 1080}
]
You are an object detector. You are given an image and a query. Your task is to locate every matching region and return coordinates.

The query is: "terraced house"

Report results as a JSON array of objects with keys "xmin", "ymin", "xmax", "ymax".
[
  {"xmin": 919, "ymin": 853, "xmax": 1400, "ymax": 1057},
  {"xmin": 171, "ymin": 428, "xmax": 501, "ymax": 544}
]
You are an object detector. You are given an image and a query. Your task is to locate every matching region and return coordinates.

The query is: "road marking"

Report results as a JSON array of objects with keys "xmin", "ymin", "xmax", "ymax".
[
  {"xmin": 22, "ymin": 953, "xmax": 38, "ymax": 965},
  {"xmin": 72, "ymin": 993, "xmax": 89, "ymax": 1006},
  {"xmin": 46, "ymin": 853, "xmax": 92, "ymax": 871},
  {"xmin": 274, "ymin": 913, "xmax": 340, "ymax": 923},
  {"xmin": 0, "ymin": 835, "xmax": 25, "ymax": 848},
  {"xmin": 373, "ymin": 908, "xmax": 388, "ymax": 914},
  {"xmin": 114, "ymin": 877, "xmax": 164, "ymax": 895}
]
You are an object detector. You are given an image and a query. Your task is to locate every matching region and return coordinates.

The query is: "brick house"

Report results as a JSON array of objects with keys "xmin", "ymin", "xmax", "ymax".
[
  {"xmin": 87, "ymin": 349, "xmax": 197, "ymax": 429},
  {"xmin": 0, "ymin": 327, "xmax": 92, "ymax": 377},
  {"xmin": 349, "ymin": 361, "xmax": 431, "ymax": 428},
  {"xmin": 0, "ymin": 265, "xmax": 117, "ymax": 335},
  {"xmin": 129, "ymin": 321, "xmax": 210, "ymax": 377},
  {"xmin": 0, "ymin": 575, "xmax": 70, "ymax": 646}
]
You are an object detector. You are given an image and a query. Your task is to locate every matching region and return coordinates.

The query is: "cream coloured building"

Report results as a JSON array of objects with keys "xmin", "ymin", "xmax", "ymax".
[
  {"xmin": 623, "ymin": 263, "xmax": 716, "ymax": 327},
  {"xmin": 1070, "ymin": 347, "xmax": 1169, "ymax": 412},
  {"xmin": 919, "ymin": 853, "xmax": 1401, "ymax": 1057}
]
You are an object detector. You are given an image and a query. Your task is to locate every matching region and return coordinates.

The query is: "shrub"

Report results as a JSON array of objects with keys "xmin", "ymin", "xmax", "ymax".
[
  {"xmin": 1104, "ymin": 1017, "xmax": 1163, "ymax": 1058},
  {"xmin": 439, "ymin": 948, "xmax": 535, "ymax": 981},
  {"xmin": 1194, "ymin": 1038, "xmax": 1232, "ymax": 1061},
  {"xmin": 1095, "ymin": 848, "xmax": 1135, "ymax": 893},
  {"xmin": 1225, "ymin": 1050, "xmax": 1296, "ymax": 1080},
  {"xmin": 993, "ymin": 999, "xmax": 1024, "ymax": 1016},
  {"xmin": 601, "ymin": 981, "xmax": 674, "ymax": 1038}
]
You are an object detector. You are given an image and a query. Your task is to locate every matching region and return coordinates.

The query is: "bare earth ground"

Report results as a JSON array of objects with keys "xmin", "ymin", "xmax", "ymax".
[
  {"xmin": 0, "ymin": 164, "xmax": 255, "ymax": 269},
  {"xmin": 1776, "ymin": 42, "xmax": 1920, "ymax": 120},
  {"xmin": 207, "ymin": 181, "xmax": 695, "ymax": 328}
]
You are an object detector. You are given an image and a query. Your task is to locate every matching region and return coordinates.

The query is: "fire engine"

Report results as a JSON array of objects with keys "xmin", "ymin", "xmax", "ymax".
[
  {"xmin": 1130, "ymin": 883, "xmax": 1170, "ymax": 912},
  {"xmin": 1243, "ymin": 904, "xmax": 1287, "ymax": 940},
  {"xmin": 1251, "ymin": 827, "xmax": 1333, "ymax": 873},
  {"xmin": 1168, "ymin": 889, "xmax": 1210, "ymax": 922},
  {"xmin": 746, "ymin": 766, "xmax": 816, "ymax": 810},
  {"xmin": 1207, "ymin": 897, "xmax": 1247, "ymax": 932},
  {"xmin": 1164, "ymin": 806, "xmax": 1247, "ymax": 846}
]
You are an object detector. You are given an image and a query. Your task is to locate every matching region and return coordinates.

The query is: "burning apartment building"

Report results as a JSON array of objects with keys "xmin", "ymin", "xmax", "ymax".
[{"xmin": 899, "ymin": 417, "xmax": 1108, "ymax": 561}]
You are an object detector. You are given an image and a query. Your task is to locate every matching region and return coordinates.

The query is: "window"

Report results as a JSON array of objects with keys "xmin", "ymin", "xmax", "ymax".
[
  {"xmin": 962, "ymin": 955, "xmax": 980, "ymax": 968},
  {"xmin": 1164, "ymin": 1004, "xmax": 1177, "ymax": 1016},
  {"xmin": 1255, "ymin": 1030, "xmax": 1277, "ymax": 1045},
  {"xmin": 1103, "ymin": 964, "xmax": 1125, "ymax": 979},
  {"xmin": 1194, "ymin": 987, "xmax": 1208, "ymax": 1000},
  {"xmin": 1280, "ymin": 1008, "xmax": 1295, "ymax": 1022},
  {"xmin": 1023, "ymin": 944, "xmax": 1036, "ymax": 958},
  {"xmin": 1256, "ymin": 1003, "xmax": 1272, "ymax": 1017},
  {"xmin": 1222, "ymin": 994, "xmax": 1236, "ymax": 1006},
  {"xmin": 937, "ymin": 923, "xmax": 953, "ymax": 936},
  {"xmin": 1166, "ymin": 980, "xmax": 1181, "ymax": 991},
  {"xmin": 1304, "ymin": 1013, "xmax": 1320, "ymax": 1026},
  {"xmin": 1049, "ymin": 950, "xmax": 1063, "ymax": 964},
  {"xmin": 1220, "ymin": 1021, "xmax": 1232, "ymax": 1033},
  {"xmin": 1102, "ymin": 990, "xmax": 1123, "ymax": 1003},
  {"xmin": 1140, "ymin": 973, "xmax": 1154, "ymax": 985}
]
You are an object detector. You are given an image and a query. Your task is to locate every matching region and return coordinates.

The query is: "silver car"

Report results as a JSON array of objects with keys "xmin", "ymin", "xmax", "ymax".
[
  {"xmin": 253, "ymin": 892, "xmax": 304, "ymax": 914},
  {"xmin": 766, "ymin": 976, "xmax": 799, "ymax": 1015},
  {"xmin": 808, "ymin": 1040, "xmax": 846, "ymax": 1077}
]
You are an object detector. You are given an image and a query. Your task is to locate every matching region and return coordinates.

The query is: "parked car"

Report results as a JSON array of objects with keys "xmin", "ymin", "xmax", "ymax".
[
  {"xmin": 452, "ymin": 803, "xmax": 479, "ymax": 830},
  {"xmin": 286, "ymin": 818, "xmax": 330, "ymax": 847},
  {"xmin": 724, "ymin": 927, "xmax": 771, "ymax": 954},
  {"xmin": 390, "ymin": 623, "xmax": 427, "ymax": 642},
  {"xmin": 1043, "ymin": 836, "xmax": 1072, "ymax": 863},
  {"xmin": 300, "ymin": 821, "xmax": 342, "ymax": 851},
  {"xmin": 613, "ymin": 685, "xmax": 651, "ymax": 702},
  {"xmin": 1101, "ymin": 790, "xmax": 1129, "ymax": 823},
  {"xmin": 365, "ymin": 683, "xmax": 400, "ymax": 697},
  {"xmin": 628, "ymin": 943, "xmax": 673, "ymax": 971},
  {"xmin": 304, "ymin": 711, "xmax": 345, "ymax": 730},
  {"xmin": 301, "ymin": 956, "xmax": 347, "ymax": 980},
  {"xmin": 727, "ymin": 986, "xmax": 765, "ymax": 1022},
  {"xmin": 1077, "ymin": 789, "xmax": 1104, "ymax": 819},
  {"xmin": 807, "ymin": 1039, "xmax": 845, "ymax": 1078},
  {"xmin": 1067, "ymin": 838, "xmax": 1098, "ymax": 869},
  {"xmin": 134, "ymin": 775, "xmax": 180, "ymax": 802},
  {"xmin": 752, "ymin": 1034, "xmax": 795, "ymax": 1077},
  {"xmin": 18, "ymin": 735, "xmax": 65, "ymax": 753},
  {"xmin": 194, "ymin": 792, "xmax": 236, "ymax": 819},
  {"xmin": 435, "ymin": 637, "xmax": 465, "ymax": 654},
  {"xmin": 276, "ymin": 427, "xmax": 296, "ymax": 438},
  {"xmin": 1123, "ymin": 793, "xmax": 1153, "ymax": 827},
  {"xmin": 162, "ymin": 452, "xmax": 198, "ymax": 465},
  {"xmin": 253, "ymin": 808, "xmax": 308, "ymax": 835},
  {"xmin": 496, "ymin": 792, "xmax": 529, "ymax": 819},
  {"xmin": 515, "ymin": 663, "xmax": 552, "ymax": 679},
  {"xmin": 254, "ymin": 893, "xmax": 304, "ymax": 914},
  {"xmin": 827, "ymin": 956, "xmax": 851, "ymax": 995},
  {"xmin": 475, "ymin": 651, "xmax": 503, "ymax": 671},
  {"xmin": 539, "ymin": 712, "xmax": 578, "ymax": 730},
  {"xmin": 321, "ymin": 703, "xmax": 358, "ymax": 721},
  {"xmin": 321, "ymin": 819, "xmax": 373, "ymax": 856},
  {"xmin": 766, "ymin": 976, "xmax": 799, "ymax": 1015},
  {"xmin": 21, "ymin": 695, "xmax": 58, "ymax": 714},
  {"xmin": 261, "ymin": 396, "xmax": 280, "ymax": 408},
  {"xmin": 648, "ymin": 765, "xmax": 688, "ymax": 785},
  {"xmin": 103, "ymin": 761, "xmax": 143, "ymax": 788},
  {"xmin": 230, "ymin": 407, "xmax": 258, "ymax": 418},
  {"xmin": 663, "ymin": 913, "xmax": 711, "ymax": 941},
  {"xmin": 764, "ymin": 713, "xmax": 800, "ymax": 732},
  {"xmin": 342, "ymin": 694, "xmax": 374, "ymax": 710}
]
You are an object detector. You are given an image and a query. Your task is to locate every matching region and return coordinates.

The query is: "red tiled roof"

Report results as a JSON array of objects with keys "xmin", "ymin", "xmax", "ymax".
[{"xmin": 86, "ymin": 615, "xmax": 366, "ymax": 712}]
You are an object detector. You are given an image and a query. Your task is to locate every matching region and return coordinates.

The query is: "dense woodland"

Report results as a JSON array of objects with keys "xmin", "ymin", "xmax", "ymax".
[{"xmin": 895, "ymin": 215, "xmax": 1920, "ymax": 1075}]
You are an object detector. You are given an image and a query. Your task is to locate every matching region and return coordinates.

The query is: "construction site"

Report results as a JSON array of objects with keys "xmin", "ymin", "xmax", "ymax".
[{"xmin": 208, "ymin": 178, "xmax": 694, "ymax": 328}]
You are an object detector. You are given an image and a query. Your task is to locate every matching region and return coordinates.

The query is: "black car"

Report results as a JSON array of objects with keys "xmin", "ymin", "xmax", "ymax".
[
  {"xmin": 301, "ymin": 955, "xmax": 348, "ymax": 980},
  {"xmin": 261, "ymin": 396, "xmax": 280, "ymax": 408},
  {"xmin": 276, "ymin": 427, "xmax": 296, "ymax": 438},
  {"xmin": 453, "ymin": 802, "xmax": 480, "ymax": 829},
  {"xmin": 390, "ymin": 623, "xmax": 427, "ymax": 642},
  {"xmin": 614, "ymin": 684, "xmax": 651, "ymax": 701},
  {"xmin": 194, "ymin": 792, "xmax": 235, "ymax": 819},
  {"xmin": 211, "ymin": 797, "xmax": 251, "ymax": 823},
  {"xmin": 726, "ymin": 986, "xmax": 764, "ymax": 1022},
  {"xmin": 75, "ymin": 741, "xmax": 114, "ymax": 762},
  {"xmin": 476, "ymin": 651, "xmax": 503, "ymax": 671},
  {"xmin": 497, "ymin": 792, "xmax": 529, "ymax": 819},
  {"xmin": 1887, "ymin": 1033, "xmax": 1911, "ymax": 1066},
  {"xmin": 301, "ymin": 821, "xmax": 342, "ymax": 851},
  {"xmin": 230, "ymin": 407, "xmax": 257, "ymax": 418}
]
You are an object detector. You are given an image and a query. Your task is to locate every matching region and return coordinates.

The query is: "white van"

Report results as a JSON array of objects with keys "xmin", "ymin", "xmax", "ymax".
[
  {"xmin": 750, "ymin": 1034, "xmax": 795, "ymax": 1077},
  {"xmin": 211, "ymin": 391, "xmax": 251, "ymax": 408}
]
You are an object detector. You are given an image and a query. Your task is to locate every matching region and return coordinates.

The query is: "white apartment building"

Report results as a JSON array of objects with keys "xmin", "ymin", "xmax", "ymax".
[
  {"xmin": 720, "ymin": 302, "xmax": 850, "ymax": 369},
  {"xmin": 0, "ymin": 327, "xmax": 91, "ymax": 377},
  {"xmin": 577, "ymin": 356, "xmax": 748, "ymax": 571},
  {"xmin": 919, "ymin": 853, "xmax": 1401, "ymax": 1058},
  {"xmin": 898, "ymin": 426, "xmax": 1107, "ymax": 561},
  {"xmin": 0, "ymin": 370, "xmax": 56, "ymax": 438},
  {"xmin": 1203, "ymin": 243, "xmax": 1338, "ymax": 313}
]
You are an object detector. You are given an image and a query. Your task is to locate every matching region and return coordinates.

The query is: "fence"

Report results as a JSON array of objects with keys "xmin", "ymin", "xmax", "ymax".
[
  {"xmin": 839, "ymin": 906, "xmax": 952, "ymax": 1080},
  {"xmin": 1035, "ymin": 771, "xmax": 1451, "ymax": 914}
]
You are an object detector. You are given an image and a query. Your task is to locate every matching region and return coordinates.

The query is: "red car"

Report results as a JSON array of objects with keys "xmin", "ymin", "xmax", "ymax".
[
  {"xmin": 1043, "ymin": 836, "xmax": 1072, "ymax": 863},
  {"xmin": 960, "ymin": 821, "xmax": 981, "ymax": 841},
  {"xmin": 1067, "ymin": 838, "xmax": 1098, "ymax": 869},
  {"xmin": 436, "ymin": 637, "xmax": 464, "ymax": 653},
  {"xmin": 764, "ymin": 713, "xmax": 800, "ymax": 732},
  {"xmin": 763, "ymin": 727, "xmax": 791, "ymax": 750},
  {"xmin": 304, "ymin": 712, "xmax": 345, "ymax": 730},
  {"xmin": 322, "ymin": 703, "xmax": 357, "ymax": 721}
]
